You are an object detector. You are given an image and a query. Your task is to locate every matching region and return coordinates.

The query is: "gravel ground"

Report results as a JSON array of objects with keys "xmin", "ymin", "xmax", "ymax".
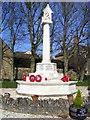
[
  {"xmin": 0, "ymin": 108, "xmax": 90, "ymax": 120},
  {"xmin": 0, "ymin": 86, "xmax": 89, "ymax": 119},
  {"xmin": 0, "ymin": 108, "xmax": 60, "ymax": 119}
]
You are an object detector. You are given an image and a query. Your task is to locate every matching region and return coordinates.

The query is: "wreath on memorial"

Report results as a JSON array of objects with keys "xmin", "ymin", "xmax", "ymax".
[
  {"xmin": 29, "ymin": 75, "xmax": 42, "ymax": 82},
  {"xmin": 30, "ymin": 75, "xmax": 36, "ymax": 82},
  {"xmin": 23, "ymin": 75, "xmax": 26, "ymax": 81},
  {"xmin": 36, "ymin": 75, "xmax": 42, "ymax": 82},
  {"xmin": 61, "ymin": 75, "xmax": 70, "ymax": 82}
]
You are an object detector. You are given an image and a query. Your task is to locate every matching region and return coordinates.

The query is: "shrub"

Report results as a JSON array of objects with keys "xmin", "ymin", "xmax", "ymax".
[{"xmin": 73, "ymin": 89, "xmax": 83, "ymax": 108}]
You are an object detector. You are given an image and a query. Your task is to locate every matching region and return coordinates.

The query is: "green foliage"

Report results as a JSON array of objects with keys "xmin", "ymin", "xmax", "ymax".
[
  {"xmin": 73, "ymin": 90, "xmax": 83, "ymax": 108},
  {"xmin": 31, "ymin": 95, "xmax": 39, "ymax": 98},
  {"xmin": 67, "ymin": 94, "xmax": 73, "ymax": 97}
]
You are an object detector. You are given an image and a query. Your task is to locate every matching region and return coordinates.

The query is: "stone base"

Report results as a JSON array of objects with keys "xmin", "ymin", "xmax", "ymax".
[
  {"xmin": 16, "ymin": 62, "xmax": 77, "ymax": 96},
  {"xmin": 35, "ymin": 62, "xmax": 63, "ymax": 80},
  {"xmin": 16, "ymin": 81, "xmax": 77, "ymax": 96}
]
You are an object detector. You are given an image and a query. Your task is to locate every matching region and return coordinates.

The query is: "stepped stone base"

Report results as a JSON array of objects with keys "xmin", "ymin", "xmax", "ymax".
[
  {"xmin": 16, "ymin": 62, "xmax": 77, "ymax": 96},
  {"xmin": 16, "ymin": 81, "xmax": 77, "ymax": 96},
  {"xmin": 35, "ymin": 62, "xmax": 63, "ymax": 80}
]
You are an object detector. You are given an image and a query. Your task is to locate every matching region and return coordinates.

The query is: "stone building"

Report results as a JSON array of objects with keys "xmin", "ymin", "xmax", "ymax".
[
  {"xmin": 0, "ymin": 39, "xmax": 12, "ymax": 80},
  {"xmin": 14, "ymin": 52, "xmax": 40, "ymax": 79},
  {"xmin": 0, "ymin": 38, "xmax": 2, "ymax": 79},
  {"xmin": 55, "ymin": 45, "xmax": 90, "ymax": 80}
]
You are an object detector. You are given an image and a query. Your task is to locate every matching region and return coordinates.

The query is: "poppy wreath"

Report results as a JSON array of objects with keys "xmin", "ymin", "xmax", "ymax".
[
  {"xmin": 29, "ymin": 75, "xmax": 36, "ymax": 82},
  {"xmin": 61, "ymin": 75, "xmax": 70, "ymax": 82},
  {"xmin": 23, "ymin": 75, "xmax": 26, "ymax": 81},
  {"xmin": 36, "ymin": 75, "xmax": 42, "ymax": 82}
]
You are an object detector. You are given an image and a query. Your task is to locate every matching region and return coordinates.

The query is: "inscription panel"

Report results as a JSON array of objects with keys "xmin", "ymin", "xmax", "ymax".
[
  {"xmin": 45, "ymin": 65, "xmax": 53, "ymax": 70},
  {"xmin": 36, "ymin": 63, "xmax": 57, "ymax": 71},
  {"xmin": 39, "ymin": 65, "xmax": 44, "ymax": 70}
]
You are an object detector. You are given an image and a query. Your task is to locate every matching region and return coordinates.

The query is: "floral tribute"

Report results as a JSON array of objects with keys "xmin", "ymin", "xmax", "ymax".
[
  {"xmin": 22, "ymin": 74, "xmax": 42, "ymax": 82},
  {"xmin": 61, "ymin": 75, "xmax": 70, "ymax": 82},
  {"xmin": 23, "ymin": 75, "xmax": 26, "ymax": 81}
]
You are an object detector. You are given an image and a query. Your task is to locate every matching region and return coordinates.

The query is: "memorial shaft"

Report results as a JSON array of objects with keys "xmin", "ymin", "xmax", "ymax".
[
  {"xmin": 42, "ymin": 4, "xmax": 53, "ymax": 63},
  {"xmin": 42, "ymin": 23, "xmax": 50, "ymax": 63}
]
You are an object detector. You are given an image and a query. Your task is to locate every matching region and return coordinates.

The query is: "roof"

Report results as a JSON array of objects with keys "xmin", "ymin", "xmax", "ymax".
[
  {"xmin": 14, "ymin": 52, "xmax": 31, "ymax": 59},
  {"xmin": 14, "ymin": 51, "xmax": 38, "ymax": 59},
  {"xmin": 55, "ymin": 52, "xmax": 63, "ymax": 57}
]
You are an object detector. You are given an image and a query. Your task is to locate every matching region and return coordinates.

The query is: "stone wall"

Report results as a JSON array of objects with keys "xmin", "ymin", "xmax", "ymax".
[
  {"xmin": 1, "ymin": 96, "xmax": 69, "ymax": 115},
  {"xmin": 0, "ymin": 96, "xmax": 88, "ymax": 116},
  {"xmin": 15, "ymin": 67, "xmax": 30, "ymax": 79}
]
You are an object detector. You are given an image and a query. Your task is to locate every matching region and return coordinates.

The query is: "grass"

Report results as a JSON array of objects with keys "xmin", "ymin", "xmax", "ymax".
[
  {"xmin": 0, "ymin": 81, "xmax": 17, "ymax": 88},
  {"xmin": 0, "ymin": 80, "xmax": 89, "ymax": 88},
  {"xmin": 76, "ymin": 81, "xmax": 90, "ymax": 86}
]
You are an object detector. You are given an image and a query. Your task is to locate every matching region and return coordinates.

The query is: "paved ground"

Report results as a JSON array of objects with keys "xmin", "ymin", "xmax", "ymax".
[{"xmin": 0, "ymin": 86, "xmax": 89, "ymax": 119}]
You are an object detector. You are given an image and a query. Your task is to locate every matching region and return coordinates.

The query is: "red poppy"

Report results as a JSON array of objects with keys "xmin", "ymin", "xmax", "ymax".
[
  {"xmin": 23, "ymin": 75, "xmax": 26, "ymax": 81},
  {"xmin": 61, "ymin": 75, "xmax": 70, "ymax": 82}
]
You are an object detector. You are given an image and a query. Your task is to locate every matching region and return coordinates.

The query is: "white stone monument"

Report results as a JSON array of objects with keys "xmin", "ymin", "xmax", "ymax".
[{"xmin": 16, "ymin": 4, "xmax": 77, "ymax": 96}]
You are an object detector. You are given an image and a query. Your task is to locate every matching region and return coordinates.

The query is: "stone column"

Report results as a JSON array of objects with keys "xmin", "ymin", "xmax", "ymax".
[
  {"xmin": 42, "ymin": 23, "xmax": 50, "ymax": 63},
  {"xmin": 42, "ymin": 4, "xmax": 53, "ymax": 63}
]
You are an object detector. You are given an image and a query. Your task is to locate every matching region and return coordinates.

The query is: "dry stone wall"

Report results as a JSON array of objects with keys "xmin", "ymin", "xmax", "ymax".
[{"xmin": 1, "ymin": 96, "xmax": 69, "ymax": 115}]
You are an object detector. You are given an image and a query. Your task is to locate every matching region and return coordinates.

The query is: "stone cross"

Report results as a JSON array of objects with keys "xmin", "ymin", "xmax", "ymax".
[{"xmin": 42, "ymin": 4, "xmax": 53, "ymax": 63}]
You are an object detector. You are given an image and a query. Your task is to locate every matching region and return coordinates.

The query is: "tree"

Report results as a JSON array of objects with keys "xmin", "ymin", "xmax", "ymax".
[
  {"xmin": 73, "ymin": 2, "xmax": 89, "ymax": 81},
  {"xmin": 54, "ymin": 2, "xmax": 78, "ymax": 75},
  {"xmin": 52, "ymin": 2, "xmax": 89, "ymax": 79},
  {"xmin": 20, "ymin": 2, "xmax": 47, "ymax": 72},
  {"xmin": 1, "ymin": 2, "xmax": 89, "ymax": 81},
  {"xmin": 2, "ymin": 2, "xmax": 24, "ymax": 81}
]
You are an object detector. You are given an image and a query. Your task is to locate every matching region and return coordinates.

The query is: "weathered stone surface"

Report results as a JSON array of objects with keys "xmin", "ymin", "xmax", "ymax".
[
  {"xmin": 1, "ymin": 97, "xmax": 69, "ymax": 115},
  {"xmin": 0, "ymin": 96, "xmax": 88, "ymax": 116}
]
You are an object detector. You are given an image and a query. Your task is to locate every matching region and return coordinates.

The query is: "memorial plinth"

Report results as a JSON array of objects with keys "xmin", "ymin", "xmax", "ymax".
[
  {"xmin": 16, "ymin": 4, "xmax": 77, "ymax": 96},
  {"xmin": 16, "ymin": 81, "xmax": 77, "ymax": 96}
]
